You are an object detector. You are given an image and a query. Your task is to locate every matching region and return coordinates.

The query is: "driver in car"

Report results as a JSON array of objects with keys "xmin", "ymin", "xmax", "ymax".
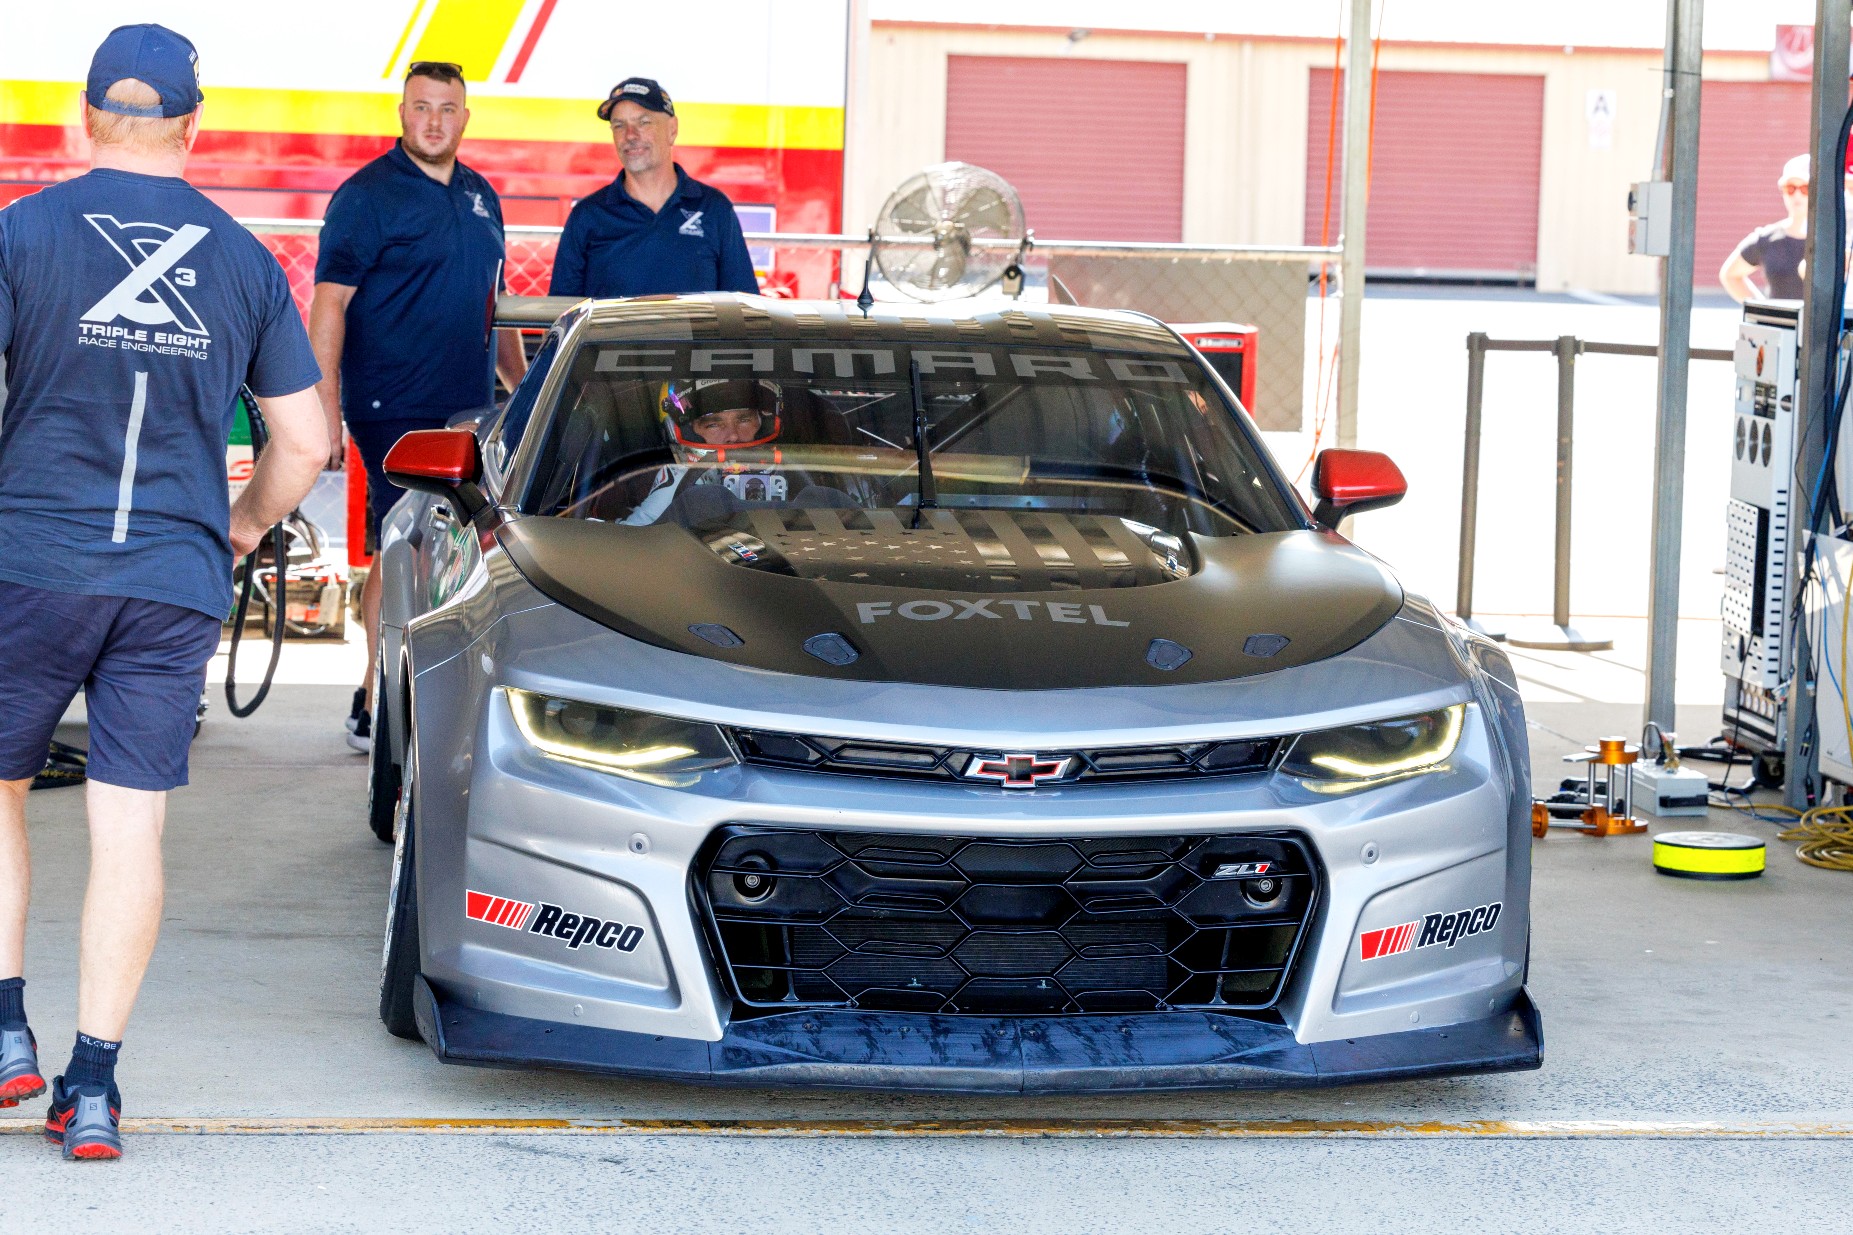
[{"xmin": 622, "ymin": 378, "xmax": 785, "ymax": 524}]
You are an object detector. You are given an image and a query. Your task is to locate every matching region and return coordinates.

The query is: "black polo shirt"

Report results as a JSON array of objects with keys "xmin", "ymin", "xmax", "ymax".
[
  {"xmin": 315, "ymin": 143, "xmax": 505, "ymax": 424},
  {"xmin": 549, "ymin": 164, "xmax": 758, "ymax": 299}
]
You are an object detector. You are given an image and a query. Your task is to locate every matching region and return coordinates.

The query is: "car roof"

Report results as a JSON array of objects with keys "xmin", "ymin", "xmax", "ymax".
[{"xmin": 570, "ymin": 293, "xmax": 1195, "ymax": 355}]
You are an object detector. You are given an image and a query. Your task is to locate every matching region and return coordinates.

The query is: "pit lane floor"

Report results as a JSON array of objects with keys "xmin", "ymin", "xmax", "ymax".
[{"xmin": 2, "ymin": 619, "xmax": 1846, "ymax": 1233}]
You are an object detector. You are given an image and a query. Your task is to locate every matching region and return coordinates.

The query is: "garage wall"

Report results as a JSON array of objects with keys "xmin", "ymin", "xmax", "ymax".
[
  {"xmin": 945, "ymin": 55, "xmax": 1187, "ymax": 240},
  {"xmin": 856, "ymin": 23, "xmax": 1778, "ymax": 294},
  {"xmin": 1697, "ymin": 81, "xmax": 1813, "ymax": 289},
  {"xmin": 1305, "ymin": 69, "xmax": 1545, "ymax": 278}
]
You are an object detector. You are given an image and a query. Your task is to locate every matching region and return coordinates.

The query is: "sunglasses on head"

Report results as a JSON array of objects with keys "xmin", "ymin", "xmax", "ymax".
[{"xmin": 406, "ymin": 60, "xmax": 464, "ymax": 83}]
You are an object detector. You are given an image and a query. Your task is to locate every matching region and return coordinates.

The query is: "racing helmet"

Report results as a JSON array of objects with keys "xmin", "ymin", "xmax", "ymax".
[{"xmin": 660, "ymin": 378, "xmax": 782, "ymax": 451}]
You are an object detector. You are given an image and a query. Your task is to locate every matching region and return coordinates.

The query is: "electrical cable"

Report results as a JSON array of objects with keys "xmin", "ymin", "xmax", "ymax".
[{"xmin": 223, "ymin": 389, "xmax": 287, "ymax": 718}]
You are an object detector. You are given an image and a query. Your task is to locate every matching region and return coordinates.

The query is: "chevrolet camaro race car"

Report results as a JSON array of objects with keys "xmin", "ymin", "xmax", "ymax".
[{"xmin": 366, "ymin": 294, "xmax": 1541, "ymax": 1092}]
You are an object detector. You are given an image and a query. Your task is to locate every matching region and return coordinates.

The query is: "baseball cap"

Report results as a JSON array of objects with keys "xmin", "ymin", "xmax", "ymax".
[
  {"xmin": 1779, "ymin": 154, "xmax": 1810, "ymax": 186},
  {"xmin": 598, "ymin": 77, "xmax": 674, "ymax": 121},
  {"xmin": 87, "ymin": 23, "xmax": 203, "ymax": 118}
]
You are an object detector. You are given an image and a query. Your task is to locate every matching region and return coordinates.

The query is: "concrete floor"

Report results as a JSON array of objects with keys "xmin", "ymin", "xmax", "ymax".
[{"xmin": 3, "ymin": 291, "xmax": 1850, "ymax": 1229}]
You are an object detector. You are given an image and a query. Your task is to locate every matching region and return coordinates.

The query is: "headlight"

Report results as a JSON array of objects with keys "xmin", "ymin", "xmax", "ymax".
[
  {"xmin": 506, "ymin": 688, "xmax": 737, "ymax": 785},
  {"xmin": 1280, "ymin": 703, "xmax": 1467, "ymax": 789}
]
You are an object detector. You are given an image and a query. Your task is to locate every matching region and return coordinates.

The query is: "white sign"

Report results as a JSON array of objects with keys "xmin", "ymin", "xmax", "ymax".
[{"xmin": 1586, "ymin": 89, "xmax": 1616, "ymax": 152}]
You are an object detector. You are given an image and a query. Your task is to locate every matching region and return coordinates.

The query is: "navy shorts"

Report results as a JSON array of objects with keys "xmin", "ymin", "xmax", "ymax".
[
  {"xmin": 348, "ymin": 416, "xmax": 451, "ymax": 553},
  {"xmin": 0, "ymin": 581, "xmax": 221, "ymax": 791}
]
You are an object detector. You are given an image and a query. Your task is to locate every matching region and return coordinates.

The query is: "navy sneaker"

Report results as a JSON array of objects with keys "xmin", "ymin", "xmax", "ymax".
[
  {"xmin": 0, "ymin": 1026, "xmax": 45, "ymax": 1107},
  {"xmin": 346, "ymin": 686, "xmax": 367, "ymax": 734},
  {"xmin": 43, "ymin": 1077, "xmax": 122, "ymax": 1161},
  {"xmin": 347, "ymin": 709, "xmax": 372, "ymax": 755}
]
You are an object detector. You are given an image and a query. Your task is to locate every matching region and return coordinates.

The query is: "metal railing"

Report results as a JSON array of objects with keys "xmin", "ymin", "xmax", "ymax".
[
  {"xmin": 1456, "ymin": 332, "xmax": 1733, "ymax": 650},
  {"xmin": 238, "ymin": 218, "xmax": 1343, "ymax": 265}
]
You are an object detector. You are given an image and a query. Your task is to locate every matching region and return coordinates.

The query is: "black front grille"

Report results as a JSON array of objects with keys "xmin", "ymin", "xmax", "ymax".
[
  {"xmin": 728, "ymin": 729, "xmax": 1280, "ymax": 785},
  {"xmin": 698, "ymin": 828, "xmax": 1319, "ymax": 1017}
]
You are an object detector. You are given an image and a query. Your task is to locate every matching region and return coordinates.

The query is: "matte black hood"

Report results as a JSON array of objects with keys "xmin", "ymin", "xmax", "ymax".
[{"xmin": 497, "ymin": 518, "xmax": 1403, "ymax": 690}]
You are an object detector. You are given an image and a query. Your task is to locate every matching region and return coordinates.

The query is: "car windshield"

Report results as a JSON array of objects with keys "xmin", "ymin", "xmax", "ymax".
[{"xmin": 519, "ymin": 338, "xmax": 1304, "ymax": 541}]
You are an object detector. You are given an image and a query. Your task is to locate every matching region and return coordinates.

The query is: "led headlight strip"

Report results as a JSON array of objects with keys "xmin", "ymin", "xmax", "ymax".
[
  {"xmin": 505, "ymin": 688, "xmax": 736, "ymax": 783},
  {"xmin": 1283, "ymin": 703, "xmax": 1467, "ymax": 785}
]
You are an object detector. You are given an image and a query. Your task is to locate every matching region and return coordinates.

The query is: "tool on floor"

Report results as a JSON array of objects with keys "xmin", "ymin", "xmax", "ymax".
[
  {"xmin": 1652, "ymin": 831, "xmax": 1766, "ymax": 880},
  {"xmin": 1630, "ymin": 726, "xmax": 1712, "ymax": 818},
  {"xmin": 1532, "ymin": 737, "xmax": 1648, "ymax": 837}
]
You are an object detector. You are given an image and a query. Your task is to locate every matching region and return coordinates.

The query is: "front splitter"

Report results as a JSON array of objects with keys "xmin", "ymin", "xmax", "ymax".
[{"xmin": 414, "ymin": 978, "xmax": 1541, "ymax": 1094}]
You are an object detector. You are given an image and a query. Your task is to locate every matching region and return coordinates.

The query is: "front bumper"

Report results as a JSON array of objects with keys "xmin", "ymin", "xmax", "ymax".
[{"xmin": 414, "ymin": 975, "xmax": 1540, "ymax": 1093}]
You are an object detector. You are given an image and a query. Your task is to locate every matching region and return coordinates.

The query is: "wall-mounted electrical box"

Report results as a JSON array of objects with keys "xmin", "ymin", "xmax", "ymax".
[{"xmin": 1628, "ymin": 180, "xmax": 1672, "ymax": 257}]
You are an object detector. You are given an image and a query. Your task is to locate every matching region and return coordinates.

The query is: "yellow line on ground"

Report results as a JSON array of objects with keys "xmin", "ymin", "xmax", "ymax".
[{"xmin": 1, "ymin": 1117, "xmax": 1850, "ymax": 1139}]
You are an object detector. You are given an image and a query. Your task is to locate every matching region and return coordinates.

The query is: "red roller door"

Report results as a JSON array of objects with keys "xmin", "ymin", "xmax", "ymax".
[
  {"xmin": 1306, "ymin": 69, "xmax": 1544, "ymax": 278},
  {"xmin": 1697, "ymin": 81, "xmax": 1810, "ymax": 291},
  {"xmin": 945, "ymin": 55, "xmax": 1186, "ymax": 242}
]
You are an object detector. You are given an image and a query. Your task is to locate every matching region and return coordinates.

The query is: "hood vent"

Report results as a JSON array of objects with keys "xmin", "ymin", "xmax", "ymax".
[{"xmin": 703, "ymin": 507, "xmax": 1193, "ymax": 593}]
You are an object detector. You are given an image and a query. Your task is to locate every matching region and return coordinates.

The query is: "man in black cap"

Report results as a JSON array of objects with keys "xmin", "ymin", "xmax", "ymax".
[
  {"xmin": 0, "ymin": 23, "xmax": 327, "ymax": 1159},
  {"xmin": 549, "ymin": 77, "xmax": 760, "ymax": 299}
]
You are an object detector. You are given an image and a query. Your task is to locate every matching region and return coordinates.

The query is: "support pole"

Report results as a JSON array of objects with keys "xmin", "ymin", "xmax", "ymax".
[
  {"xmin": 1508, "ymin": 338, "xmax": 1611, "ymax": 651},
  {"xmin": 1334, "ymin": 0, "xmax": 1372, "ymax": 449},
  {"xmin": 1456, "ymin": 333, "xmax": 1489, "ymax": 632},
  {"xmin": 1552, "ymin": 335, "xmax": 1578, "ymax": 630},
  {"xmin": 1783, "ymin": 0, "xmax": 1851, "ymax": 810},
  {"xmin": 1642, "ymin": 0, "xmax": 1703, "ymax": 736}
]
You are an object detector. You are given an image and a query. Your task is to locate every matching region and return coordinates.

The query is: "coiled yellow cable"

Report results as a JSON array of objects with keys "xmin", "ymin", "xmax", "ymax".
[{"xmin": 1778, "ymin": 805, "xmax": 1853, "ymax": 871}]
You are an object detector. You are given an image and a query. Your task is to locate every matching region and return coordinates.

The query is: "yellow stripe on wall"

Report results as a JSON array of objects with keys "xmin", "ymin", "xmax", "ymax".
[
  {"xmin": 0, "ymin": 81, "xmax": 845, "ymax": 151},
  {"xmin": 408, "ymin": 0, "xmax": 527, "ymax": 81}
]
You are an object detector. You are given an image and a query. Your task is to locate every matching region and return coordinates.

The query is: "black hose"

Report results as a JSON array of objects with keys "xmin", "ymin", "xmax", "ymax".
[{"xmin": 224, "ymin": 390, "xmax": 287, "ymax": 718}]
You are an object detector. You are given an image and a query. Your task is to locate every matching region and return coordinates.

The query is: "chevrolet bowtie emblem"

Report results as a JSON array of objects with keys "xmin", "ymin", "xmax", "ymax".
[{"xmin": 963, "ymin": 752, "xmax": 1072, "ymax": 789}]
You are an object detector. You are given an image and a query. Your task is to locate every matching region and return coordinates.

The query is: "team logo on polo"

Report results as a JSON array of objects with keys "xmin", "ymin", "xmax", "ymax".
[
  {"xmin": 678, "ymin": 209, "xmax": 705, "ymax": 237},
  {"xmin": 1358, "ymin": 901, "xmax": 1502, "ymax": 961},
  {"xmin": 466, "ymin": 889, "xmax": 644, "ymax": 952},
  {"xmin": 80, "ymin": 215, "xmax": 211, "ymax": 338}
]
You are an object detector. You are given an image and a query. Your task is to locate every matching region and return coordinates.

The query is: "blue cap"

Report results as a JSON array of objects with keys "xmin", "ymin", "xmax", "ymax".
[
  {"xmin": 86, "ymin": 24, "xmax": 203, "ymax": 119},
  {"xmin": 598, "ymin": 77, "xmax": 674, "ymax": 121}
]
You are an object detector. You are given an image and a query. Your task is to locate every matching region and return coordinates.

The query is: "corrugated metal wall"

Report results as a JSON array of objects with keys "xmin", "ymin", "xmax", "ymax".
[
  {"xmin": 944, "ymin": 55, "xmax": 1187, "ymax": 241},
  {"xmin": 1305, "ymin": 69, "xmax": 1545, "ymax": 278},
  {"xmin": 856, "ymin": 24, "xmax": 1777, "ymax": 295},
  {"xmin": 1697, "ymin": 81, "xmax": 1812, "ymax": 291}
]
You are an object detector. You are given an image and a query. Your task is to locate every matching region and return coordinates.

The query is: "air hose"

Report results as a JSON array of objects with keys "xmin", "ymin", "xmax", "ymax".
[{"xmin": 224, "ymin": 391, "xmax": 287, "ymax": 718}]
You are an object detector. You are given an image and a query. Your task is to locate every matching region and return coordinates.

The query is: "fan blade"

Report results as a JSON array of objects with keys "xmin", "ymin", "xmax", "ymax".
[
  {"xmin": 887, "ymin": 183, "xmax": 940, "ymax": 233},
  {"xmin": 928, "ymin": 244, "xmax": 968, "ymax": 288},
  {"xmin": 950, "ymin": 187, "xmax": 1017, "ymax": 236}
]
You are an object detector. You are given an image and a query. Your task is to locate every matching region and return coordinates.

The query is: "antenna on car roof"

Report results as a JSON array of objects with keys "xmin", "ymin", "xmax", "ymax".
[{"xmin": 855, "ymin": 229, "xmax": 876, "ymax": 316}]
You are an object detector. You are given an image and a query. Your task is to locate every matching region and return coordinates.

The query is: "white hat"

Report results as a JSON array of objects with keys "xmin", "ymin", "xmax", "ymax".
[{"xmin": 1779, "ymin": 154, "xmax": 1809, "ymax": 186}]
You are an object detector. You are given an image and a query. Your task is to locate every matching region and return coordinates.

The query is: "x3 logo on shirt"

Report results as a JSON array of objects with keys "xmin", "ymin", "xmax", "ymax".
[{"xmin": 81, "ymin": 214, "xmax": 212, "ymax": 337}]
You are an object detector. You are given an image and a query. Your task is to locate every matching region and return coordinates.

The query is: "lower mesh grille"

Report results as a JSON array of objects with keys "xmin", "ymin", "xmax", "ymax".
[{"xmin": 698, "ymin": 828, "xmax": 1319, "ymax": 1017}]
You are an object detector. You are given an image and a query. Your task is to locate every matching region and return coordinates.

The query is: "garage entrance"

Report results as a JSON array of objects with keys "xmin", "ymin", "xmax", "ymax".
[
  {"xmin": 1306, "ymin": 68, "xmax": 1545, "ymax": 280},
  {"xmin": 945, "ymin": 54, "xmax": 1187, "ymax": 241},
  {"xmin": 1697, "ymin": 80, "xmax": 1811, "ymax": 290}
]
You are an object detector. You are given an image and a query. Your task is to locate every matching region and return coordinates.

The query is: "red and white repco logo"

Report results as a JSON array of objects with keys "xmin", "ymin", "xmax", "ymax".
[
  {"xmin": 1358, "ymin": 901, "xmax": 1502, "ymax": 961},
  {"xmin": 466, "ymin": 891, "xmax": 535, "ymax": 931},
  {"xmin": 466, "ymin": 889, "xmax": 643, "ymax": 952}
]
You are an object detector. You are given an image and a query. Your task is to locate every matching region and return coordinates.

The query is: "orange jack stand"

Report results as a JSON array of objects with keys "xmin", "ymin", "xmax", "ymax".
[{"xmin": 1531, "ymin": 737, "xmax": 1648, "ymax": 838}]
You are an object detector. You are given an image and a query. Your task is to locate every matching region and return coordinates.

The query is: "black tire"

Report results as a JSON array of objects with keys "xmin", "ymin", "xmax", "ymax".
[
  {"xmin": 379, "ymin": 742, "xmax": 422, "ymax": 1040},
  {"xmin": 365, "ymin": 664, "xmax": 401, "ymax": 844}
]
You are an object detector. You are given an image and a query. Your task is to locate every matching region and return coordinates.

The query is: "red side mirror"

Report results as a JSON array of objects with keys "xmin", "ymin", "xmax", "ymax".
[
  {"xmin": 383, "ymin": 429, "xmax": 487, "ymax": 520},
  {"xmin": 1311, "ymin": 448, "xmax": 1407, "ymax": 527}
]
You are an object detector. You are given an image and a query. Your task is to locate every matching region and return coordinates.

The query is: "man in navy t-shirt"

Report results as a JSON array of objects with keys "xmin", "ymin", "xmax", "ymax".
[
  {"xmin": 0, "ymin": 24, "xmax": 327, "ymax": 1159},
  {"xmin": 548, "ymin": 77, "xmax": 760, "ymax": 299},
  {"xmin": 310, "ymin": 61, "xmax": 527, "ymax": 752}
]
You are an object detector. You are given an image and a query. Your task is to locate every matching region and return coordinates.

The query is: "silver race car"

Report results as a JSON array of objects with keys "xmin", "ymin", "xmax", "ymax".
[{"xmin": 368, "ymin": 294, "xmax": 1540, "ymax": 1092}]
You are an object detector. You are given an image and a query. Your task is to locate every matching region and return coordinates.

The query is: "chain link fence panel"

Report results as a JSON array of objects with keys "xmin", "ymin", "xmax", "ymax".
[{"xmin": 1045, "ymin": 257, "xmax": 1311, "ymax": 432}]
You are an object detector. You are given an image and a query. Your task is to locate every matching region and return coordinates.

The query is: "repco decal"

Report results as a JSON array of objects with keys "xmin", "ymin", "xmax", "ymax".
[
  {"xmin": 466, "ymin": 889, "xmax": 644, "ymax": 952},
  {"xmin": 1358, "ymin": 902, "xmax": 1502, "ymax": 961}
]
